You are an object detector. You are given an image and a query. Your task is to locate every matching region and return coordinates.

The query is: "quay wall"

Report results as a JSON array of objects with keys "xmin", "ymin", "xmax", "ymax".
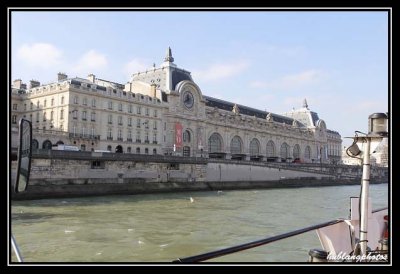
[{"xmin": 11, "ymin": 150, "xmax": 388, "ymax": 200}]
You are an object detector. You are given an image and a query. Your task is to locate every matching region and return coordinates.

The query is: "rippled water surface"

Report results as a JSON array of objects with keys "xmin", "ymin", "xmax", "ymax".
[{"xmin": 11, "ymin": 183, "xmax": 389, "ymax": 263}]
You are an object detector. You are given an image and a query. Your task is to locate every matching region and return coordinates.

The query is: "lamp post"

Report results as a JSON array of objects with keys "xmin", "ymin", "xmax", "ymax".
[{"xmin": 347, "ymin": 112, "xmax": 388, "ymax": 257}]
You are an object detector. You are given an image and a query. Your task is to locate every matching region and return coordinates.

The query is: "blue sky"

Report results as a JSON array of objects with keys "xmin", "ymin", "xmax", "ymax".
[{"xmin": 11, "ymin": 10, "xmax": 390, "ymax": 147}]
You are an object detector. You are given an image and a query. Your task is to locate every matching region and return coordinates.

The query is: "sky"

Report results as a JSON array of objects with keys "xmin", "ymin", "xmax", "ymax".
[{"xmin": 10, "ymin": 10, "xmax": 390, "ymax": 147}]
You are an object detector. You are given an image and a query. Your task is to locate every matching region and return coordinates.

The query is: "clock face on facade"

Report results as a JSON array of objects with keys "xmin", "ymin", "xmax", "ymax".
[{"xmin": 183, "ymin": 91, "xmax": 194, "ymax": 109}]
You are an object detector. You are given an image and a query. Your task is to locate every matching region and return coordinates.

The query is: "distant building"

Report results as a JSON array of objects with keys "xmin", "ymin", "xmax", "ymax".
[
  {"xmin": 341, "ymin": 143, "xmax": 388, "ymax": 167},
  {"xmin": 10, "ymin": 48, "xmax": 342, "ymax": 163},
  {"xmin": 342, "ymin": 147, "xmax": 363, "ymax": 166},
  {"xmin": 282, "ymin": 98, "xmax": 342, "ymax": 164},
  {"xmin": 371, "ymin": 139, "xmax": 389, "ymax": 167}
]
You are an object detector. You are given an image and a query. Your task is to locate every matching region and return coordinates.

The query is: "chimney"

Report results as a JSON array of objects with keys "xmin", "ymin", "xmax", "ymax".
[
  {"xmin": 29, "ymin": 80, "xmax": 40, "ymax": 89},
  {"xmin": 13, "ymin": 79, "xmax": 22, "ymax": 89},
  {"xmin": 57, "ymin": 72, "xmax": 68, "ymax": 81},
  {"xmin": 87, "ymin": 74, "xmax": 95, "ymax": 83},
  {"xmin": 151, "ymin": 83, "xmax": 157, "ymax": 98}
]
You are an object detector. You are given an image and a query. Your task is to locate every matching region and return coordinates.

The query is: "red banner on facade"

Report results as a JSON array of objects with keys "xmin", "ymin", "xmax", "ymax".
[{"xmin": 175, "ymin": 123, "xmax": 183, "ymax": 148}]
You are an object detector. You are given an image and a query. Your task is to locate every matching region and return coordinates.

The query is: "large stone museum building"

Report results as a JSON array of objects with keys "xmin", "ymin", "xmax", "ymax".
[{"xmin": 10, "ymin": 48, "xmax": 342, "ymax": 163}]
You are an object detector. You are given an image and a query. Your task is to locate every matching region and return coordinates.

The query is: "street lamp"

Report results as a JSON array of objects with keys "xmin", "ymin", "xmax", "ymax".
[
  {"xmin": 368, "ymin": 112, "xmax": 388, "ymax": 137},
  {"xmin": 346, "ymin": 112, "xmax": 388, "ymax": 258}
]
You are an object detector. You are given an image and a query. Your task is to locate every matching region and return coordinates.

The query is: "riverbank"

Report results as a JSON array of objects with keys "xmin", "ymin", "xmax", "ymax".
[
  {"xmin": 12, "ymin": 177, "xmax": 388, "ymax": 200},
  {"xmin": 11, "ymin": 151, "xmax": 388, "ymax": 200}
]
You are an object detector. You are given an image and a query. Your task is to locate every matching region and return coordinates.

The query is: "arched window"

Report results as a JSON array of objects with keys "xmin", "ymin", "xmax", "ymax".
[
  {"xmin": 107, "ymin": 145, "xmax": 112, "ymax": 152},
  {"xmin": 293, "ymin": 144, "xmax": 301, "ymax": 159},
  {"xmin": 42, "ymin": 140, "xmax": 52, "ymax": 150},
  {"xmin": 249, "ymin": 138, "xmax": 260, "ymax": 156},
  {"xmin": 153, "ymin": 148, "xmax": 157, "ymax": 155},
  {"xmin": 266, "ymin": 140, "xmax": 275, "ymax": 157},
  {"xmin": 230, "ymin": 136, "xmax": 242, "ymax": 154},
  {"xmin": 304, "ymin": 146, "xmax": 311, "ymax": 159},
  {"xmin": 32, "ymin": 139, "xmax": 39, "ymax": 150},
  {"xmin": 183, "ymin": 130, "xmax": 191, "ymax": 142},
  {"xmin": 115, "ymin": 145, "xmax": 123, "ymax": 153},
  {"xmin": 208, "ymin": 133, "xmax": 223, "ymax": 153},
  {"xmin": 136, "ymin": 147, "xmax": 141, "ymax": 154},
  {"xmin": 280, "ymin": 142, "xmax": 290, "ymax": 159}
]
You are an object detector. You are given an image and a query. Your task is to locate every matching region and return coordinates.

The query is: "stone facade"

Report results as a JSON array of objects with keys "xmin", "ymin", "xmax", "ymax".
[
  {"xmin": 371, "ymin": 139, "xmax": 389, "ymax": 167},
  {"xmin": 12, "ymin": 153, "xmax": 388, "ymax": 200},
  {"xmin": 11, "ymin": 48, "xmax": 342, "ymax": 163},
  {"xmin": 11, "ymin": 75, "xmax": 165, "ymax": 154},
  {"xmin": 342, "ymin": 139, "xmax": 388, "ymax": 167}
]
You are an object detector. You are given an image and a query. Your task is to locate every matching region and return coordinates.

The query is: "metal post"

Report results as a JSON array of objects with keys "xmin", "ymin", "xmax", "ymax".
[
  {"xmin": 359, "ymin": 137, "xmax": 371, "ymax": 257},
  {"xmin": 11, "ymin": 234, "xmax": 24, "ymax": 262}
]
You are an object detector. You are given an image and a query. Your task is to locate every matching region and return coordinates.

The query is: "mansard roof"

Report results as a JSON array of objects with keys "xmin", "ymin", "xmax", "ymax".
[{"xmin": 203, "ymin": 95, "xmax": 301, "ymax": 126}]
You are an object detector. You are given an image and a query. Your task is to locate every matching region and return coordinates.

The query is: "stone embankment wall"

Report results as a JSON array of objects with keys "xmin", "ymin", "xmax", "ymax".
[{"xmin": 11, "ymin": 150, "xmax": 388, "ymax": 200}]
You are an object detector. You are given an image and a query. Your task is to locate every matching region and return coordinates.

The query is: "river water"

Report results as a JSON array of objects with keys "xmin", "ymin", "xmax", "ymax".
[{"xmin": 10, "ymin": 183, "xmax": 389, "ymax": 263}]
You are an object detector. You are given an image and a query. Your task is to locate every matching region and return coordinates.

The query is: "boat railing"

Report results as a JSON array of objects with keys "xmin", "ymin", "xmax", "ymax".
[
  {"xmin": 11, "ymin": 234, "xmax": 24, "ymax": 262},
  {"xmin": 173, "ymin": 206, "xmax": 388, "ymax": 263},
  {"xmin": 173, "ymin": 219, "xmax": 344, "ymax": 263}
]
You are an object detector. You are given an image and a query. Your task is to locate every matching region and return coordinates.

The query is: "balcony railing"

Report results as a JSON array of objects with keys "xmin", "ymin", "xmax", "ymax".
[
  {"xmin": 68, "ymin": 133, "xmax": 101, "ymax": 140},
  {"xmin": 30, "ymin": 128, "xmax": 70, "ymax": 137}
]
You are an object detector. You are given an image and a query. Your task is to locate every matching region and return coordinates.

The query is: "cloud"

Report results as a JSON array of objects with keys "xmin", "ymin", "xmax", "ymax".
[
  {"xmin": 73, "ymin": 50, "xmax": 108, "ymax": 75},
  {"xmin": 17, "ymin": 43, "xmax": 63, "ymax": 68},
  {"xmin": 123, "ymin": 58, "xmax": 149, "ymax": 79},
  {"xmin": 249, "ymin": 69, "xmax": 323, "ymax": 90},
  {"xmin": 249, "ymin": 81, "xmax": 269, "ymax": 89},
  {"xmin": 192, "ymin": 60, "xmax": 250, "ymax": 81}
]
